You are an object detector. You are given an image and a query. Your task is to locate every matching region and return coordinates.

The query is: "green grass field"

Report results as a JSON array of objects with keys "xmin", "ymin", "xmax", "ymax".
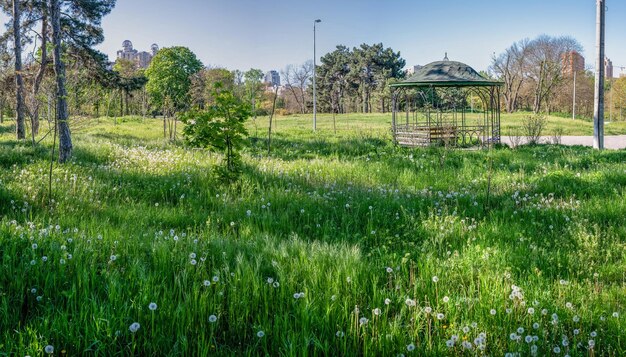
[{"xmin": 1, "ymin": 115, "xmax": 626, "ymax": 356}]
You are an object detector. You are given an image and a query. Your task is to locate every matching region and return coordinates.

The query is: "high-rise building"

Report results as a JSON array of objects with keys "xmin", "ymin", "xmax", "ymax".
[
  {"xmin": 264, "ymin": 70, "xmax": 280, "ymax": 87},
  {"xmin": 116, "ymin": 40, "xmax": 159, "ymax": 69},
  {"xmin": 604, "ymin": 57, "xmax": 614, "ymax": 79},
  {"xmin": 561, "ymin": 51, "xmax": 585, "ymax": 75}
]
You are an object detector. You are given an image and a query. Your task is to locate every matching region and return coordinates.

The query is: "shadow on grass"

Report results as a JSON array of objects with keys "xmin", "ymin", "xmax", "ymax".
[{"xmin": 0, "ymin": 123, "xmax": 16, "ymax": 135}]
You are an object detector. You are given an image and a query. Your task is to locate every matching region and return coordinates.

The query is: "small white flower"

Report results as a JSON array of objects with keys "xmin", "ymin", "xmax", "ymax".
[
  {"xmin": 517, "ymin": 327, "xmax": 524, "ymax": 334},
  {"xmin": 386, "ymin": 267, "xmax": 393, "ymax": 273},
  {"xmin": 373, "ymin": 308, "xmax": 381, "ymax": 316},
  {"xmin": 246, "ymin": 210, "xmax": 252, "ymax": 216},
  {"xmin": 405, "ymin": 299, "xmax": 416, "ymax": 307},
  {"xmin": 446, "ymin": 340, "xmax": 454, "ymax": 347},
  {"xmin": 209, "ymin": 315, "xmax": 217, "ymax": 323},
  {"xmin": 573, "ymin": 315, "xmax": 580, "ymax": 322},
  {"xmin": 212, "ymin": 276, "xmax": 219, "ymax": 282},
  {"xmin": 406, "ymin": 343, "xmax": 415, "ymax": 351},
  {"xmin": 527, "ymin": 307, "xmax": 535, "ymax": 315},
  {"xmin": 189, "ymin": 252, "xmax": 196, "ymax": 259},
  {"xmin": 612, "ymin": 312, "xmax": 619, "ymax": 318},
  {"xmin": 588, "ymin": 339, "xmax": 595, "ymax": 348},
  {"xmin": 436, "ymin": 313, "xmax": 445, "ymax": 320},
  {"xmin": 336, "ymin": 330, "xmax": 344, "ymax": 337},
  {"xmin": 384, "ymin": 298, "xmax": 391, "ymax": 305},
  {"xmin": 149, "ymin": 302, "xmax": 157, "ymax": 311},
  {"xmin": 553, "ymin": 346, "xmax": 561, "ymax": 354},
  {"xmin": 257, "ymin": 330, "xmax": 265, "ymax": 338},
  {"xmin": 359, "ymin": 317, "xmax": 368, "ymax": 326},
  {"xmin": 490, "ymin": 309, "xmax": 496, "ymax": 315},
  {"xmin": 533, "ymin": 322, "xmax": 540, "ymax": 329},
  {"xmin": 109, "ymin": 255, "xmax": 117, "ymax": 261},
  {"xmin": 203, "ymin": 280, "xmax": 211, "ymax": 287},
  {"xmin": 432, "ymin": 276, "xmax": 439, "ymax": 283},
  {"xmin": 129, "ymin": 322, "xmax": 140, "ymax": 333},
  {"xmin": 525, "ymin": 335, "xmax": 533, "ymax": 343},
  {"xmin": 44, "ymin": 345, "xmax": 54, "ymax": 354},
  {"xmin": 442, "ymin": 296, "xmax": 449, "ymax": 303},
  {"xmin": 590, "ymin": 331, "xmax": 597, "ymax": 338},
  {"xmin": 190, "ymin": 259, "xmax": 197, "ymax": 265},
  {"xmin": 424, "ymin": 306, "xmax": 432, "ymax": 314}
]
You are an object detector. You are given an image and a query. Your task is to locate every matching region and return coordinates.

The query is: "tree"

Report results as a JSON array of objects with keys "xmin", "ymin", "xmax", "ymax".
[
  {"xmin": 243, "ymin": 68, "xmax": 263, "ymax": 119},
  {"xmin": 490, "ymin": 39, "xmax": 529, "ymax": 113},
  {"xmin": 182, "ymin": 83, "xmax": 251, "ymax": 181},
  {"xmin": 350, "ymin": 43, "xmax": 405, "ymax": 113},
  {"xmin": 317, "ymin": 45, "xmax": 352, "ymax": 114},
  {"xmin": 145, "ymin": 46, "xmax": 203, "ymax": 140},
  {"xmin": 492, "ymin": 35, "xmax": 582, "ymax": 115},
  {"xmin": 112, "ymin": 59, "xmax": 147, "ymax": 116},
  {"xmin": 281, "ymin": 61, "xmax": 312, "ymax": 114},
  {"xmin": 48, "ymin": 0, "xmax": 116, "ymax": 162},
  {"xmin": 11, "ymin": 0, "xmax": 26, "ymax": 139}
]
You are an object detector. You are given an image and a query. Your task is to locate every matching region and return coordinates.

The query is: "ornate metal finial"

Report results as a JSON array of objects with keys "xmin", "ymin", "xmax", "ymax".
[{"xmin": 444, "ymin": 52, "xmax": 449, "ymax": 61}]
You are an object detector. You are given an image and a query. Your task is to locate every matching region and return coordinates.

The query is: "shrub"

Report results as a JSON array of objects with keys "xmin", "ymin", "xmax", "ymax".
[{"xmin": 522, "ymin": 114, "xmax": 547, "ymax": 144}]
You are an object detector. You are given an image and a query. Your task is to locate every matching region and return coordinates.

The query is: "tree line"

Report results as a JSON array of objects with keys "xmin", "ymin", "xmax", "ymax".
[{"xmin": 490, "ymin": 34, "xmax": 626, "ymax": 120}]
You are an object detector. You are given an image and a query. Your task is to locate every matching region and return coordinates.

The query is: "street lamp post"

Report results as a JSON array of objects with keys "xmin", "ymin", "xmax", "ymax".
[{"xmin": 313, "ymin": 19, "xmax": 321, "ymax": 131}]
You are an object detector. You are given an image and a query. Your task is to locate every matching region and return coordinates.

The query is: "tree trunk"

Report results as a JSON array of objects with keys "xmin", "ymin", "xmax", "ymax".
[
  {"xmin": 119, "ymin": 89, "xmax": 123, "ymax": 116},
  {"xmin": 31, "ymin": 14, "xmax": 48, "ymax": 138},
  {"xmin": 50, "ymin": 0, "xmax": 72, "ymax": 163},
  {"xmin": 13, "ymin": 0, "xmax": 25, "ymax": 139}
]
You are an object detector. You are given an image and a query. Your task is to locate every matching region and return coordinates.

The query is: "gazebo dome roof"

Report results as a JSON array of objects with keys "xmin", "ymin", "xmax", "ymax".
[{"xmin": 392, "ymin": 60, "xmax": 502, "ymax": 88}]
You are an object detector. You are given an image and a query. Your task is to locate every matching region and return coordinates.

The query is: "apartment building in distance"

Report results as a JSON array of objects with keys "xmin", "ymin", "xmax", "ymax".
[
  {"xmin": 116, "ymin": 40, "xmax": 159, "ymax": 69},
  {"xmin": 264, "ymin": 70, "xmax": 281, "ymax": 87},
  {"xmin": 561, "ymin": 50, "xmax": 585, "ymax": 75}
]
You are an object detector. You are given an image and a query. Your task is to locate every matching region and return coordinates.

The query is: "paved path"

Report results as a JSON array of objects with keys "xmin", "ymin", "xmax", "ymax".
[{"xmin": 501, "ymin": 136, "xmax": 626, "ymax": 150}]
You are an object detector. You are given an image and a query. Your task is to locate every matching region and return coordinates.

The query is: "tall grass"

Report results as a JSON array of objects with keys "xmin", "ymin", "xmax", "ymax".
[{"xmin": 1, "ymin": 116, "xmax": 625, "ymax": 355}]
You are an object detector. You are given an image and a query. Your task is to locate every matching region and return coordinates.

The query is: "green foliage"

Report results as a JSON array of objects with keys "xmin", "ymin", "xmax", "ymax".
[
  {"xmin": 183, "ymin": 84, "xmax": 251, "ymax": 180},
  {"xmin": 316, "ymin": 43, "xmax": 405, "ymax": 113},
  {"xmin": 145, "ymin": 46, "xmax": 203, "ymax": 114},
  {"xmin": 2, "ymin": 116, "xmax": 626, "ymax": 355}
]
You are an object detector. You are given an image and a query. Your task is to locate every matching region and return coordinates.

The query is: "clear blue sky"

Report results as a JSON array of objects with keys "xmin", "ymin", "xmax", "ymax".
[{"xmin": 3, "ymin": 0, "xmax": 626, "ymax": 75}]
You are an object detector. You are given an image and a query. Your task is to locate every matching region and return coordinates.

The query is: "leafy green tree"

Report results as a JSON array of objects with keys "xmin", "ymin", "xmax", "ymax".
[
  {"xmin": 317, "ymin": 45, "xmax": 352, "ymax": 114},
  {"xmin": 145, "ymin": 46, "xmax": 203, "ymax": 139},
  {"xmin": 190, "ymin": 67, "xmax": 234, "ymax": 109},
  {"xmin": 350, "ymin": 43, "xmax": 405, "ymax": 113},
  {"xmin": 112, "ymin": 59, "xmax": 147, "ymax": 116},
  {"xmin": 182, "ymin": 83, "xmax": 251, "ymax": 181},
  {"xmin": 243, "ymin": 68, "xmax": 264, "ymax": 119}
]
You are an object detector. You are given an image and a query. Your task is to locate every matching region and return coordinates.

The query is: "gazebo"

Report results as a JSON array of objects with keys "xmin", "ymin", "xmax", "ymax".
[{"xmin": 390, "ymin": 56, "xmax": 503, "ymax": 147}]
